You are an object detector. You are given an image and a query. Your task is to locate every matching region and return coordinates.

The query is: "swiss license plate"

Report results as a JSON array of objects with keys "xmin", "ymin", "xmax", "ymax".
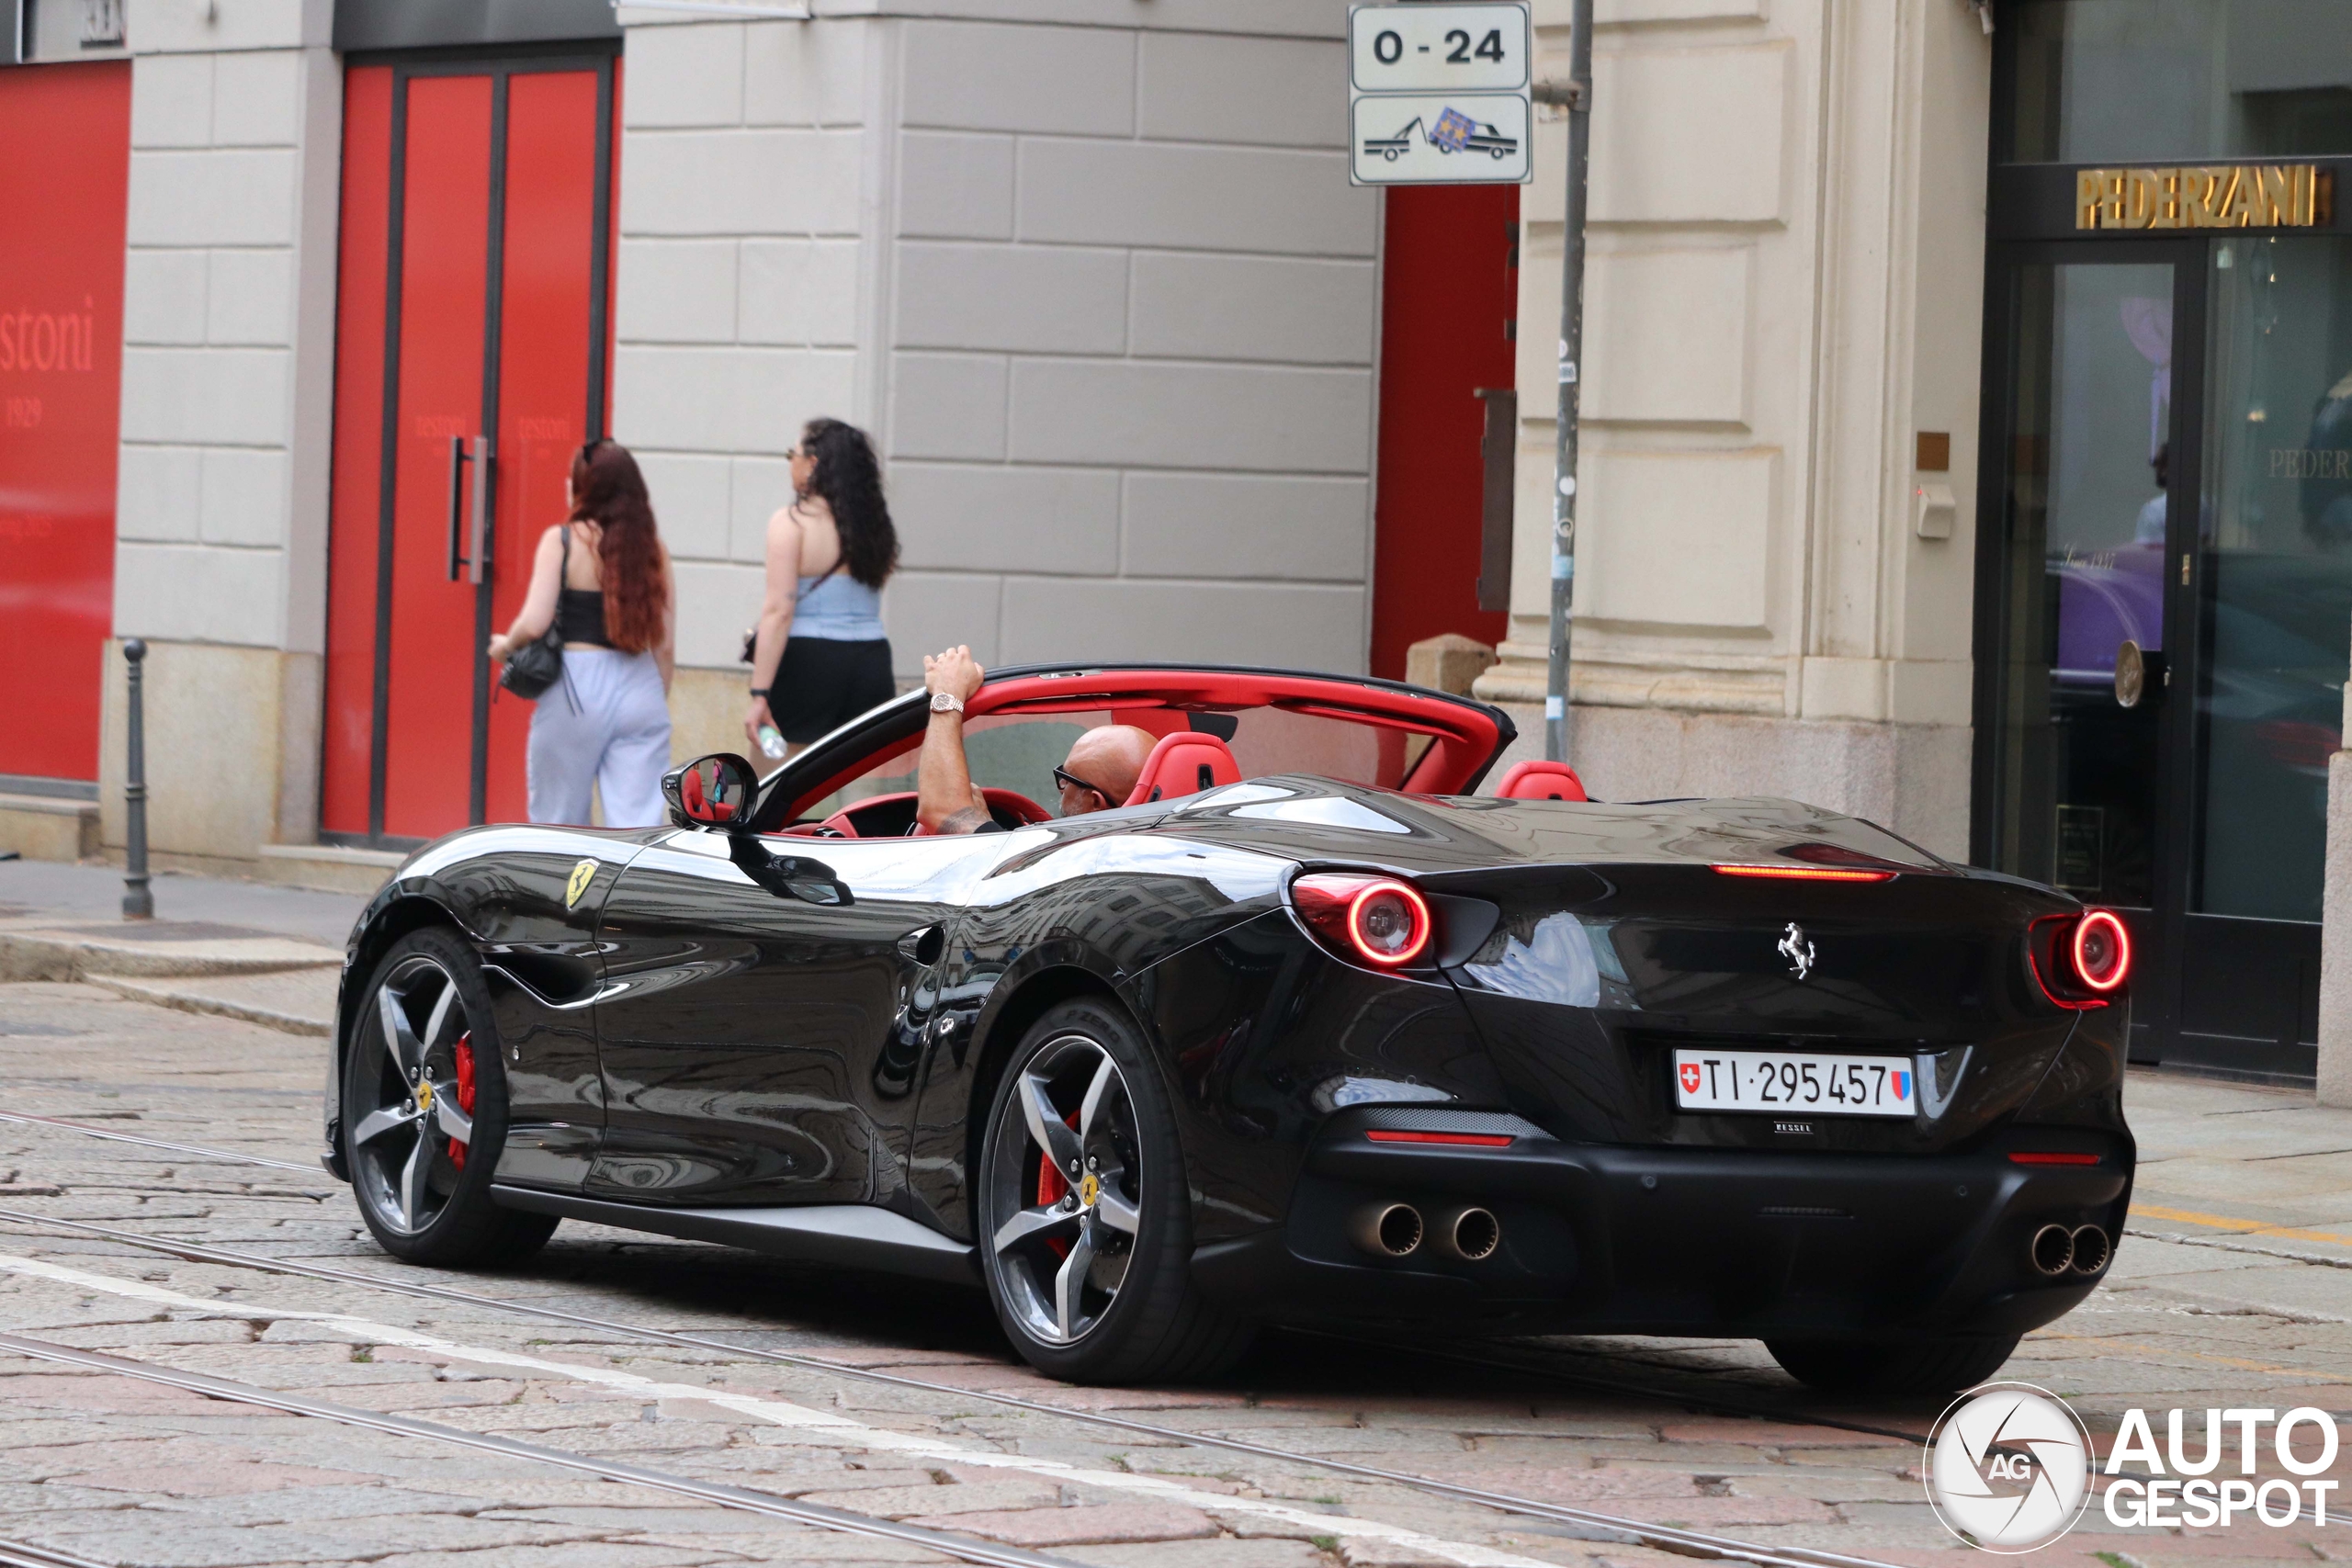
[{"xmin": 1672, "ymin": 1049, "xmax": 1917, "ymax": 1118}]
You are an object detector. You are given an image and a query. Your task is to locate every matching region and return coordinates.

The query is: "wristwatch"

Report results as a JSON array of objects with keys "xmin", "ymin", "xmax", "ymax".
[
  {"xmin": 749, "ymin": 687, "xmax": 770, "ymax": 699},
  {"xmin": 930, "ymin": 690, "xmax": 965, "ymax": 715}
]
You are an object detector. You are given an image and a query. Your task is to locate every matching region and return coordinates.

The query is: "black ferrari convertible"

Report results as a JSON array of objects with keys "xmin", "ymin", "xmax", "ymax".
[{"xmin": 322, "ymin": 663, "xmax": 2133, "ymax": 1393}]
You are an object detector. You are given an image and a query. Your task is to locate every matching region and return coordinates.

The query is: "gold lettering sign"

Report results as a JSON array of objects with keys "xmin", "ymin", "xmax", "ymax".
[{"xmin": 2075, "ymin": 165, "xmax": 2333, "ymax": 230}]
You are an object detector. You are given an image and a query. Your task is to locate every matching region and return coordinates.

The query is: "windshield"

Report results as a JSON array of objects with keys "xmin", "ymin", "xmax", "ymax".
[{"xmin": 795, "ymin": 702, "xmax": 1428, "ymax": 826}]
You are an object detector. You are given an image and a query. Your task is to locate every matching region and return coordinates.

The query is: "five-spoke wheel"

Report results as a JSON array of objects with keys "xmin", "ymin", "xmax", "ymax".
[
  {"xmin": 985, "ymin": 1033, "xmax": 1144, "ymax": 1346},
  {"xmin": 977, "ymin": 998, "xmax": 1254, "ymax": 1382},
  {"xmin": 345, "ymin": 929, "xmax": 557, "ymax": 1265},
  {"xmin": 351, "ymin": 952, "xmax": 477, "ymax": 1235}
]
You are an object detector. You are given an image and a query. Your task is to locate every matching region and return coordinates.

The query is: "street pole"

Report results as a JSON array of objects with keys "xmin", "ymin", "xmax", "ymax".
[
  {"xmin": 1534, "ymin": 0, "xmax": 1593, "ymax": 763},
  {"xmin": 121, "ymin": 638, "xmax": 153, "ymax": 920}
]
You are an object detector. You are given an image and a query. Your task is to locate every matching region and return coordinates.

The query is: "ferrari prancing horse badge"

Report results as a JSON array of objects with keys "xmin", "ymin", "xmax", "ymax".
[{"xmin": 566, "ymin": 858, "xmax": 598, "ymax": 909}]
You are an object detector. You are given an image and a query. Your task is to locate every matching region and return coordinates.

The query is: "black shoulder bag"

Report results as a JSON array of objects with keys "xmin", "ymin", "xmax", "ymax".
[{"xmin": 501, "ymin": 527, "xmax": 569, "ymax": 701}]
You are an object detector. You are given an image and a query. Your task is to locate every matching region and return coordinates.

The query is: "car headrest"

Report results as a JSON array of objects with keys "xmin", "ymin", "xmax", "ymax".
[
  {"xmin": 1124, "ymin": 731, "xmax": 1242, "ymax": 806},
  {"xmin": 1495, "ymin": 760, "xmax": 1589, "ymax": 802}
]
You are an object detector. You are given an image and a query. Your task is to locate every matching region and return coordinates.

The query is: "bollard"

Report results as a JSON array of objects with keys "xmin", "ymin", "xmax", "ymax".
[{"xmin": 121, "ymin": 638, "xmax": 153, "ymax": 920}]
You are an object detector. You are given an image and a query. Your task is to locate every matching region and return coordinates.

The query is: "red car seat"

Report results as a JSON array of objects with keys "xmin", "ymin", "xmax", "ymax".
[
  {"xmin": 1495, "ymin": 759, "xmax": 1588, "ymax": 802},
  {"xmin": 1125, "ymin": 732, "xmax": 1242, "ymax": 805}
]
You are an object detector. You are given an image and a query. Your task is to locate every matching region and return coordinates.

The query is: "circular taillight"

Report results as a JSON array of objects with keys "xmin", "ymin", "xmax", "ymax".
[
  {"xmin": 2071, "ymin": 909, "xmax": 2130, "ymax": 992},
  {"xmin": 1292, "ymin": 873, "xmax": 1434, "ymax": 968},
  {"xmin": 1348, "ymin": 882, "xmax": 1430, "ymax": 966}
]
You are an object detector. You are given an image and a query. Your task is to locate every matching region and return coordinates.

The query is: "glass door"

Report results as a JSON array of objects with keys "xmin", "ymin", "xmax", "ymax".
[
  {"xmin": 2174, "ymin": 236, "xmax": 2352, "ymax": 1077},
  {"xmin": 1980, "ymin": 250, "xmax": 2191, "ymax": 1065}
]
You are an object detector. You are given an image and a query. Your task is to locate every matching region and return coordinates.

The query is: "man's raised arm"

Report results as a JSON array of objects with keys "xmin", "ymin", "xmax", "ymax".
[{"xmin": 915, "ymin": 645, "xmax": 992, "ymax": 834}]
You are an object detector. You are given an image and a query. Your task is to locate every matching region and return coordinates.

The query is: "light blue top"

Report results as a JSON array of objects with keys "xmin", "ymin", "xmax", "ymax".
[{"xmin": 795, "ymin": 571, "xmax": 887, "ymax": 642}]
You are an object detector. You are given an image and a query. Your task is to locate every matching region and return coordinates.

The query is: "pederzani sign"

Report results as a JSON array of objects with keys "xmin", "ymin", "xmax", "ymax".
[{"xmin": 1924, "ymin": 1383, "xmax": 2343, "ymax": 1552}]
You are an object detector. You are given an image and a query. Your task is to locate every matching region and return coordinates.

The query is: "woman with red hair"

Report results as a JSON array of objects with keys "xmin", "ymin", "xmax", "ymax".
[{"xmin": 489, "ymin": 439, "xmax": 675, "ymax": 826}]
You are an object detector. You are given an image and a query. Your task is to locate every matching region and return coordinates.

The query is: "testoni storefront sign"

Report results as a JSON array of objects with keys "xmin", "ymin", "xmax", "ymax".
[
  {"xmin": 1348, "ymin": 2, "xmax": 1531, "ymax": 186},
  {"xmin": 2075, "ymin": 164, "xmax": 2333, "ymax": 230}
]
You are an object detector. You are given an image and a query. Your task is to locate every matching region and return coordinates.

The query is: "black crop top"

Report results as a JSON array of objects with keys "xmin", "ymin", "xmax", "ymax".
[{"xmin": 556, "ymin": 587, "xmax": 606, "ymax": 646}]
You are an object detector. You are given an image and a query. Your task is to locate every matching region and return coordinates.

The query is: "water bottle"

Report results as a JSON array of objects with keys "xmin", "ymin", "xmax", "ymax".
[{"xmin": 756, "ymin": 723, "xmax": 787, "ymax": 761}]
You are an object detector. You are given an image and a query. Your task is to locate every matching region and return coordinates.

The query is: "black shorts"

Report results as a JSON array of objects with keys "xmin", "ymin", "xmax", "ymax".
[{"xmin": 771, "ymin": 637, "xmax": 897, "ymax": 742}]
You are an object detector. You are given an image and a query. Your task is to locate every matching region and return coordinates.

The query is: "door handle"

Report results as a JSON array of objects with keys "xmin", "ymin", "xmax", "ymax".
[
  {"xmin": 446, "ymin": 434, "xmax": 494, "ymax": 585},
  {"xmin": 468, "ymin": 434, "xmax": 493, "ymax": 585},
  {"xmin": 446, "ymin": 435, "xmax": 468, "ymax": 581}
]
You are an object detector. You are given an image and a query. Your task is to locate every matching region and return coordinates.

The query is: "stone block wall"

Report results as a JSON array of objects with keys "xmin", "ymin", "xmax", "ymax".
[
  {"xmin": 612, "ymin": 6, "xmax": 1377, "ymax": 688},
  {"xmin": 1480, "ymin": 0, "xmax": 1989, "ymax": 856},
  {"xmin": 103, "ymin": 0, "xmax": 337, "ymax": 859}
]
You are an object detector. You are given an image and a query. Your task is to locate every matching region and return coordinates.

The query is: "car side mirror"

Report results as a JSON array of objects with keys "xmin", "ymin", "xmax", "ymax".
[{"xmin": 662, "ymin": 753, "xmax": 758, "ymax": 832}]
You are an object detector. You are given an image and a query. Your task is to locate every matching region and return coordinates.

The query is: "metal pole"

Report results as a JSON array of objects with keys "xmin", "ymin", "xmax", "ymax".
[
  {"xmin": 1535, "ymin": 0, "xmax": 1594, "ymax": 762},
  {"xmin": 121, "ymin": 638, "xmax": 153, "ymax": 920}
]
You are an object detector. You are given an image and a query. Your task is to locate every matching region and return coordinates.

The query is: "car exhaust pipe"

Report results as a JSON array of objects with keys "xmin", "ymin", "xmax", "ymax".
[
  {"xmin": 1427, "ymin": 1205, "xmax": 1500, "ymax": 1262},
  {"xmin": 1349, "ymin": 1202, "xmax": 1423, "ymax": 1258},
  {"xmin": 2069, "ymin": 1224, "xmax": 2110, "ymax": 1275},
  {"xmin": 2030, "ymin": 1223, "xmax": 2075, "ymax": 1277}
]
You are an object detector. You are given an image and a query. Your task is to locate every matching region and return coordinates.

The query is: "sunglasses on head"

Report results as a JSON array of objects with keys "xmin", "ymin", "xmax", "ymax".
[{"xmin": 1053, "ymin": 766, "xmax": 1114, "ymax": 804}]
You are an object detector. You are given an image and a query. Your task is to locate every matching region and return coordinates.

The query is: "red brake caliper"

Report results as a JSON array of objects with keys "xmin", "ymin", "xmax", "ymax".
[
  {"xmin": 447, "ymin": 1032, "xmax": 478, "ymax": 1171},
  {"xmin": 1033, "ymin": 1109, "xmax": 1080, "ymax": 1259}
]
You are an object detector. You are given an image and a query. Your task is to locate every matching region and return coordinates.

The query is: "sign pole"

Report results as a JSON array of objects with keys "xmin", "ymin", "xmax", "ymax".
[{"xmin": 1535, "ymin": 0, "xmax": 1592, "ymax": 763}]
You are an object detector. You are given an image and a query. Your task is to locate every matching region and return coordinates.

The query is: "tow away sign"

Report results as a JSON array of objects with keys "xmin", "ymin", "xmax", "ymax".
[{"xmin": 1348, "ymin": 3, "xmax": 1532, "ymax": 186}]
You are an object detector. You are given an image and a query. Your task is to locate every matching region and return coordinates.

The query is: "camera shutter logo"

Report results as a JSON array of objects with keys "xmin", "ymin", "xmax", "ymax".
[{"xmin": 1925, "ymin": 1383, "xmax": 2094, "ymax": 1551}]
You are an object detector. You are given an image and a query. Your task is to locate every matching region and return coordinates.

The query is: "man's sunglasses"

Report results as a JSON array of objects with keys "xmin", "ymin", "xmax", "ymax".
[{"xmin": 1053, "ymin": 766, "xmax": 1115, "ymax": 804}]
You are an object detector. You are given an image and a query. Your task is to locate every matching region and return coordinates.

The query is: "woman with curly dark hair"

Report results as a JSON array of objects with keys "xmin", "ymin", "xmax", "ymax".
[
  {"xmin": 489, "ymin": 438, "xmax": 675, "ymax": 825},
  {"xmin": 744, "ymin": 417, "xmax": 899, "ymax": 757}
]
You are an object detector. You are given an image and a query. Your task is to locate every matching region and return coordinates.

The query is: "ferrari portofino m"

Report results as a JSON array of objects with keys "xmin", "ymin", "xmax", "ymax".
[{"xmin": 323, "ymin": 664, "xmax": 2133, "ymax": 1393}]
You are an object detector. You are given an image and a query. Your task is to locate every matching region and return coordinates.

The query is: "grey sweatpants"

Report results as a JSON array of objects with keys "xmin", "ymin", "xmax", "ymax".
[{"xmin": 526, "ymin": 648, "xmax": 673, "ymax": 828}]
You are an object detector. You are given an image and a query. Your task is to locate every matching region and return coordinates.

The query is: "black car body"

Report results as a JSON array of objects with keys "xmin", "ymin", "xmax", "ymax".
[{"xmin": 323, "ymin": 663, "xmax": 2132, "ymax": 1390}]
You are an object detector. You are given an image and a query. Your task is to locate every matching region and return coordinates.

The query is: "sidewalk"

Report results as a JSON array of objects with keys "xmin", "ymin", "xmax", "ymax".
[
  {"xmin": 2115, "ymin": 1068, "xmax": 2352, "ymax": 1316},
  {"xmin": 0, "ymin": 859, "xmax": 363, "ymax": 1037}
]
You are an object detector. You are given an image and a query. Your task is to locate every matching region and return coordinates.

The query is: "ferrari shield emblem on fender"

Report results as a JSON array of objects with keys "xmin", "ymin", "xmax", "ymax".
[
  {"xmin": 565, "ymin": 858, "xmax": 598, "ymax": 910},
  {"xmin": 1778, "ymin": 921, "xmax": 1815, "ymax": 980}
]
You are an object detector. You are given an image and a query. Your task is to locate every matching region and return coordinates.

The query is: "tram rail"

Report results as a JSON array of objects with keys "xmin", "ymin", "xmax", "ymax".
[
  {"xmin": 0, "ymin": 1331, "xmax": 1085, "ymax": 1568},
  {"xmin": 0, "ymin": 1110, "xmax": 1924, "ymax": 1568}
]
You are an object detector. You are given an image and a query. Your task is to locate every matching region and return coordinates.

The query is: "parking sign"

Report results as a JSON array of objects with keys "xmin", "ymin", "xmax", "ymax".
[{"xmin": 1349, "ymin": 3, "xmax": 1532, "ymax": 186}]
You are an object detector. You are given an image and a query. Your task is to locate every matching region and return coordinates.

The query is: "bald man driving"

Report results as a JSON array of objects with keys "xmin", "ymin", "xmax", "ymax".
[{"xmin": 916, "ymin": 646, "xmax": 1158, "ymax": 834}]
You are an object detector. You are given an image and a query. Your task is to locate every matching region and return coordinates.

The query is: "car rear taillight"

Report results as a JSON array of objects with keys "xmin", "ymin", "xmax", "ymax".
[
  {"xmin": 2071, "ymin": 909, "xmax": 2130, "ymax": 992},
  {"xmin": 2028, "ymin": 910, "xmax": 2131, "ymax": 1009},
  {"xmin": 1711, "ymin": 863, "xmax": 1894, "ymax": 883},
  {"xmin": 1292, "ymin": 873, "xmax": 1432, "ymax": 967}
]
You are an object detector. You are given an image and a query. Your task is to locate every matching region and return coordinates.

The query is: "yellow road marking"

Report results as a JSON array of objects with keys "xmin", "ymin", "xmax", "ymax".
[
  {"xmin": 2133, "ymin": 1202, "xmax": 2352, "ymax": 1250},
  {"xmin": 2029, "ymin": 1332, "xmax": 2331, "ymax": 1381}
]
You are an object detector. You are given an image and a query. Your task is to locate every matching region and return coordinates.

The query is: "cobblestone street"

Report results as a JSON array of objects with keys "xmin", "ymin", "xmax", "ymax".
[{"xmin": 0, "ymin": 980, "xmax": 2346, "ymax": 1568}]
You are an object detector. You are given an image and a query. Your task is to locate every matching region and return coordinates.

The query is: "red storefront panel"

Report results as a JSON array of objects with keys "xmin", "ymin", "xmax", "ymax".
[
  {"xmin": 321, "ymin": 64, "xmax": 393, "ymax": 837},
  {"xmin": 322, "ymin": 58, "xmax": 616, "ymax": 842},
  {"xmin": 1371, "ymin": 184, "xmax": 1517, "ymax": 682},
  {"xmin": 0, "ymin": 62, "xmax": 130, "ymax": 782},
  {"xmin": 484, "ymin": 69, "xmax": 604, "ymax": 826}
]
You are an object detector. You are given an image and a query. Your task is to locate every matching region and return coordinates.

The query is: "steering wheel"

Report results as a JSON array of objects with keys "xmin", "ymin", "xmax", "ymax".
[{"xmin": 818, "ymin": 788, "xmax": 1051, "ymax": 839}]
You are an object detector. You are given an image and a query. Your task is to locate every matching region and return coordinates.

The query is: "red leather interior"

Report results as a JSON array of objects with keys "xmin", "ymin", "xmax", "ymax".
[
  {"xmin": 818, "ymin": 788, "xmax": 1051, "ymax": 839},
  {"xmin": 1124, "ymin": 732, "xmax": 1241, "ymax": 806},
  {"xmin": 1495, "ymin": 760, "xmax": 1589, "ymax": 802}
]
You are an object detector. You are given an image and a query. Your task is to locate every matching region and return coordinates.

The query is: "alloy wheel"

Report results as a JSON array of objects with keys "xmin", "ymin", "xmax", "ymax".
[
  {"xmin": 351, "ymin": 953, "xmax": 480, "ymax": 1235},
  {"xmin": 985, "ymin": 1033, "xmax": 1143, "ymax": 1346}
]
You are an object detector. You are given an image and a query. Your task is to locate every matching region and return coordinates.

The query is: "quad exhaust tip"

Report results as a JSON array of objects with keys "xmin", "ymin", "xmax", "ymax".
[
  {"xmin": 2069, "ymin": 1224, "xmax": 2110, "ymax": 1275},
  {"xmin": 2030, "ymin": 1223, "xmax": 2075, "ymax": 1277},
  {"xmin": 1429, "ymin": 1205, "xmax": 1501, "ymax": 1262},
  {"xmin": 1350, "ymin": 1202, "xmax": 1424, "ymax": 1258}
]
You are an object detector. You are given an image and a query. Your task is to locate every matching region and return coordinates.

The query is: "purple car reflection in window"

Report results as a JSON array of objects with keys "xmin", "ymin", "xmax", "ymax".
[{"xmin": 2052, "ymin": 543, "xmax": 2165, "ymax": 686}]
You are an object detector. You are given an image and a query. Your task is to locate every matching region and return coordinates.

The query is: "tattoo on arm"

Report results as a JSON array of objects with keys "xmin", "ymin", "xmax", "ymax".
[{"xmin": 937, "ymin": 807, "xmax": 993, "ymax": 836}]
